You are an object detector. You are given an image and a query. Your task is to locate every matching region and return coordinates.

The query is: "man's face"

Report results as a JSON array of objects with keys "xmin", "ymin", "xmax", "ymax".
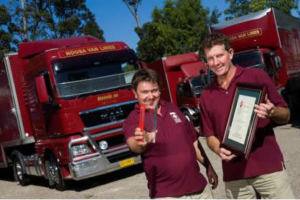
[
  {"xmin": 204, "ymin": 44, "xmax": 234, "ymax": 77},
  {"xmin": 133, "ymin": 81, "xmax": 160, "ymax": 110}
]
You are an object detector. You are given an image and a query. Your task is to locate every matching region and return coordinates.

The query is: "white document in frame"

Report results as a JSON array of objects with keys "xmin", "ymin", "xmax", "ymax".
[{"xmin": 228, "ymin": 94, "xmax": 256, "ymax": 144}]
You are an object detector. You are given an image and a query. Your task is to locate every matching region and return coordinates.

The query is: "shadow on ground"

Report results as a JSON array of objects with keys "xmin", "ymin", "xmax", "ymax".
[
  {"xmin": 69, "ymin": 164, "xmax": 143, "ymax": 192},
  {"xmin": 0, "ymin": 164, "xmax": 144, "ymax": 191},
  {"xmin": 0, "ymin": 168, "xmax": 14, "ymax": 182}
]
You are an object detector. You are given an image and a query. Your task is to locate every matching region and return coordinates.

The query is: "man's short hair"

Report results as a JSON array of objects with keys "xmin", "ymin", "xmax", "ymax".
[
  {"xmin": 131, "ymin": 68, "xmax": 161, "ymax": 91},
  {"xmin": 202, "ymin": 32, "xmax": 231, "ymax": 51}
]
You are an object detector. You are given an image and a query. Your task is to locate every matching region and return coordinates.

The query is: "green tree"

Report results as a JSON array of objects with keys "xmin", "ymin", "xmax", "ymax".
[
  {"xmin": 0, "ymin": 0, "xmax": 104, "ymax": 55},
  {"xmin": 136, "ymin": 0, "xmax": 210, "ymax": 62},
  {"xmin": 0, "ymin": 4, "xmax": 13, "ymax": 58},
  {"xmin": 49, "ymin": 0, "xmax": 104, "ymax": 39},
  {"xmin": 225, "ymin": 0, "xmax": 298, "ymax": 20},
  {"xmin": 208, "ymin": 8, "xmax": 221, "ymax": 25},
  {"xmin": 123, "ymin": 0, "xmax": 142, "ymax": 29}
]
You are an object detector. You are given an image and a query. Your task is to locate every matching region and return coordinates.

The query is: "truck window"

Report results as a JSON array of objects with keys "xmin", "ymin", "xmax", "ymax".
[
  {"xmin": 53, "ymin": 50, "xmax": 138, "ymax": 98},
  {"xmin": 190, "ymin": 70, "xmax": 215, "ymax": 96},
  {"xmin": 232, "ymin": 50, "xmax": 264, "ymax": 69}
]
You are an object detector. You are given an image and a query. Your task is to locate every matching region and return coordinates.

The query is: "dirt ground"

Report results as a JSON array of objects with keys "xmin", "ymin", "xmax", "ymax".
[{"xmin": 0, "ymin": 124, "xmax": 299, "ymax": 199}]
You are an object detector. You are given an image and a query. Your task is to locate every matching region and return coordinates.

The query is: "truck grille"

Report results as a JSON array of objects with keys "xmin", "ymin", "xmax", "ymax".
[
  {"xmin": 97, "ymin": 133, "xmax": 125, "ymax": 149},
  {"xmin": 80, "ymin": 101, "xmax": 139, "ymax": 164},
  {"xmin": 80, "ymin": 100, "xmax": 137, "ymax": 128}
]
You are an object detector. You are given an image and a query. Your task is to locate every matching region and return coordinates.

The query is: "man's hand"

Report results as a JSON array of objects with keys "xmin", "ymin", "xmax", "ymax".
[
  {"xmin": 134, "ymin": 127, "xmax": 147, "ymax": 147},
  {"xmin": 206, "ymin": 164, "xmax": 218, "ymax": 189},
  {"xmin": 254, "ymin": 95, "xmax": 290, "ymax": 124},
  {"xmin": 127, "ymin": 127, "xmax": 149, "ymax": 154},
  {"xmin": 219, "ymin": 147, "xmax": 236, "ymax": 162},
  {"xmin": 254, "ymin": 96, "xmax": 275, "ymax": 119}
]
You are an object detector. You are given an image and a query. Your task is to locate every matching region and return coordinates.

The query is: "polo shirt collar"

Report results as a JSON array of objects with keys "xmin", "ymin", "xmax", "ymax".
[{"xmin": 211, "ymin": 65, "xmax": 244, "ymax": 89}]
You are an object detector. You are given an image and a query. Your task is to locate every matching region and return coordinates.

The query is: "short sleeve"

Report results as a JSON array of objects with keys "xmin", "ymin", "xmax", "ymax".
[
  {"xmin": 257, "ymin": 69, "xmax": 287, "ymax": 107},
  {"xmin": 122, "ymin": 111, "xmax": 138, "ymax": 140},
  {"xmin": 199, "ymin": 94, "xmax": 214, "ymax": 137}
]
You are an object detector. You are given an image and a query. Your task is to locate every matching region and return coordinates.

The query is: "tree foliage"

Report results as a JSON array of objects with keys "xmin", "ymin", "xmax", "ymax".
[
  {"xmin": 0, "ymin": 0, "xmax": 104, "ymax": 57},
  {"xmin": 136, "ymin": 0, "xmax": 213, "ymax": 62},
  {"xmin": 0, "ymin": 4, "xmax": 13, "ymax": 58},
  {"xmin": 225, "ymin": 0, "xmax": 298, "ymax": 19}
]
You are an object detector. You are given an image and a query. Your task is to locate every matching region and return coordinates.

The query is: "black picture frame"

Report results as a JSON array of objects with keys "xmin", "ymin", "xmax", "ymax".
[{"xmin": 222, "ymin": 83, "xmax": 265, "ymax": 158}]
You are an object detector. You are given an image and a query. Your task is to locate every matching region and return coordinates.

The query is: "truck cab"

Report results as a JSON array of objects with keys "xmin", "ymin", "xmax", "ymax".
[
  {"xmin": 232, "ymin": 48, "xmax": 282, "ymax": 84},
  {"xmin": 0, "ymin": 36, "xmax": 141, "ymax": 190}
]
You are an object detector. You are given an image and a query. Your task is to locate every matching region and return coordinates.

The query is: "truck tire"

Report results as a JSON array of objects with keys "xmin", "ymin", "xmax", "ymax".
[
  {"xmin": 45, "ymin": 154, "xmax": 66, "ymax": 191},
  {"xmin": 12, "ymin": 151, "xmax": 30, "ymax": 186},
  {"xmin": 180, "ymin": 107, "xmax": 200, "ymax": 127},
  {"xmin": 182, "ymin": 108, "xmax": 193, "ymax": 123}
]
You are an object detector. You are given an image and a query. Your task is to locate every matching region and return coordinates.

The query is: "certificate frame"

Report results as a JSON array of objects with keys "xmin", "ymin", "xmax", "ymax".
[{"xmin": 222, "ymin": 83, "xmax": 265, "ymax": 158}]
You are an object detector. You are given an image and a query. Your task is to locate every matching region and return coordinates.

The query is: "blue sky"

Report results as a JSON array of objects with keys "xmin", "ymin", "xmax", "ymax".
[{"xmin": 86, "ymin": 0, "xmax": 229, "ymax": 49}]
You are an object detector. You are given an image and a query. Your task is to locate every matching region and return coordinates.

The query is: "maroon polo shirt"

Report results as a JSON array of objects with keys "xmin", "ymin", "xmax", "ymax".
[
  {"xmin": 123, "ymin": 100, "xmax": 207, "ymax": 198},
  {"xmin": 200, "ymin": 66, "xmax": 287, "ymax": 182}
]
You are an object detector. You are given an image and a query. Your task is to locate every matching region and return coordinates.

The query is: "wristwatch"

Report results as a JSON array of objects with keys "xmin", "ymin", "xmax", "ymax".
[{"xmin": 268, "ymin": 107, "xmax": 275, "ymax": 118}]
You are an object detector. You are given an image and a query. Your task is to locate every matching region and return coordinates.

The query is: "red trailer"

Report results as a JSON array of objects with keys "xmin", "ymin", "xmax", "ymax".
[
  {"xmin": 0, "ymin": 36, "xmax": 141, "ymax": 190},
  {"xmin": 211, "ymin": 8, "xmax": 300, "ymax": 123}
]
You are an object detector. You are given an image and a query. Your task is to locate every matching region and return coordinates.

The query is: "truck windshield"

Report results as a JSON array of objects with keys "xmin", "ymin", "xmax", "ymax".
[
  {"xmin": 232, "ymin": 50, "xmax": 264, "ymax": 69},
  {"xmin": 52, "ymin": 50, "xmax": 138, "ymax": 98}
]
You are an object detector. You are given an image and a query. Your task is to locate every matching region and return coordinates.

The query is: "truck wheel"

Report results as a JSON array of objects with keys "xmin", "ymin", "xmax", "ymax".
[
  {"xmin": 182, "ymin": 109, "xmax": 193, "ymax": 123},
  {"xmin": 13, "ymin": 152, "xmax": 30, "ymax": 186},
  {"xmin": 180, "ymin": 107, "xmax": 200, "ymax": 127},
  {"xmin": 45, "ymin": 154, "xmax": 66, "ymax": 191}
]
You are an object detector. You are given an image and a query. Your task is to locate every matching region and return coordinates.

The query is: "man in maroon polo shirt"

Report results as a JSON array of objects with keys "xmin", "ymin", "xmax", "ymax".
[
  {"xmin": 200, "ymin": 33, "xmax": 295, "ymax": 198},
  {"xmin": 123, "ymin": 68, "xmax": 218, "ymax": 198}
]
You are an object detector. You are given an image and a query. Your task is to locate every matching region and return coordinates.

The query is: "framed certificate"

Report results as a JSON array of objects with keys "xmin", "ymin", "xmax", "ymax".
[{"xmin": 222, "ymin": 83, "xmax": 265, "ymax": 158}]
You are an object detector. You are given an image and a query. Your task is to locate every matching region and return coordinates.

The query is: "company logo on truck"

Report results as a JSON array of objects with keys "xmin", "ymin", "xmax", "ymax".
[
  {"xmin": 97, "ymin": 93, "xmax": 119, "ymax": 102},
  {"xmin": 229, "ymin": 28, "xmax": 262, "ymax": 41},
  {"xmin": 58, "ymin": 44, "xmax": 122, "ymax": 58}
]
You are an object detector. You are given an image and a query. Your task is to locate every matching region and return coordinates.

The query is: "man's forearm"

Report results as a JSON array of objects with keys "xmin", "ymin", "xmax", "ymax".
[
  {"xmin": 197, "ymin": 140, "xmax": 212, "ymax": 168},
  {"xmin": 268, "ymin": 106, "xmax": 290, "ymax": 124},
  {"xmin": 193, "ymin": 141, "xmax": 204, "ymax": 164},
  {"xmin": 207, "ymin": 136, "xmax": 221, "ymax": 156}
]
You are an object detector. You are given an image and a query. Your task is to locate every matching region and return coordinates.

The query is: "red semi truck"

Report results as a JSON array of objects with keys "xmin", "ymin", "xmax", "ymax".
[
  {"xmin": 211, "ymin": 8, "xmax": 300, "ymax": 123},
  {"xmin": 0, "ymin": 36, "xmax": 141, "ymax": 190},
  {"xmin": 145, "ymin": 52, "xmax": 211, "ymax": 127}
]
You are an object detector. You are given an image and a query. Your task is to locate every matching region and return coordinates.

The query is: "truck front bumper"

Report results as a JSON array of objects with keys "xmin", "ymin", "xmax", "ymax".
[{"xmin": 69, "ymin": 152, "xmax": 141, "ymax": 180}]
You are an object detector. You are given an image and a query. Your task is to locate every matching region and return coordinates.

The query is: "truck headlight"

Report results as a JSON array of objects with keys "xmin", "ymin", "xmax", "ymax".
[
  {"xmin": 99, "ymin": 140, "xmax": 108, "ymax": 150},
  {"xmin": 71, "ymin": 144, "xmax": 91, "ymax": 157}
]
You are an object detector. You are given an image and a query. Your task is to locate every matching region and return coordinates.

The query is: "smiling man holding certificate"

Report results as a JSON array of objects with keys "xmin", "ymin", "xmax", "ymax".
[{"xmin": 199, "ymin": 33, "xmax": 295, "ymax": 199}]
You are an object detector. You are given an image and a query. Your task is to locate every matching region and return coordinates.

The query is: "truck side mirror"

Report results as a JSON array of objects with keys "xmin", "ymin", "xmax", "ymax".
[
  {"xmin": 35, "ymin": 75, "xmax": 50, "ymax": 104},
  {"xmin": 274, "ymin": 55, "xmax": 282, "ymax": 70}
]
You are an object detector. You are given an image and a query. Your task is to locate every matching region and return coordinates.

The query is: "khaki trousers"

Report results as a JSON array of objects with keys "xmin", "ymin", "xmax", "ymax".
[
  {"xmin": 225, "ymin": 170, "xmax": 295, "ymax": 199},
  {"xmin": 178, "ymin": 185, "xmax": 213, "ymax": 199},
  {"xmin": 164, "ymin": 185, "xmax": 213, "ymax": 199}
]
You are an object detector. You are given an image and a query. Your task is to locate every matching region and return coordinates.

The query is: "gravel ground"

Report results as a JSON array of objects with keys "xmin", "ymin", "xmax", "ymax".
[{"xmin": 0, "ymin": 124, "xmax": 299, "ymax": 199}]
